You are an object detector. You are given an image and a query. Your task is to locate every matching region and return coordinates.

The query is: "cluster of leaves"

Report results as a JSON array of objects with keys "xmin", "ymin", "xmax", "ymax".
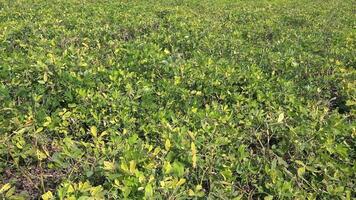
[{"xmin": 0, "ymin": 0, "xmax": 355, "ymax": 199}]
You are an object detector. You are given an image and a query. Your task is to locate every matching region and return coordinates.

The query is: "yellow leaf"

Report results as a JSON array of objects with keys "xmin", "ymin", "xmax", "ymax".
[
  {"xmin": 188, "ymin": 131, "xmax": 195, "ymax": 140},
  {"xmin": 90, "ymin": 186, "xmax": 104, "ymax": 197},
  {"xmin": 41, "ymin": 191, "xmax": 53, "ymax": 200},
  {"xmin": 103, "ymin": 161, "xmax": 116, "ymax": 171},
  {"xmin": 163, "ymin": 161, "xmax": 172, "ymax": 174},
  {"xmin": 297, "ymin": 167, "xmax": 305, "ymax": 177},
  {"xmin": 121, "ymin": 162, "xmax": 129, "ymax": 172},
  {"xmin": 43, "ymin": 117, "xmax": 52, "ymax": 127},
  {"xmin": 153, "ymin": 147, "xmax": 161, "ymax": 156},
  {"xmin": 233, "ymin": 194, "xmax": 244, "ymax": 200},
  {"xmin": 264, "ymin": 195, "xmax": 273, "ymax": 200},
  {"xmin": 43, "ymin": 72, "xmax": 48, "ymax": 82},
  {"xmin": 67, "ymin": 185, "xmax": 75, "ymax": 193},
  {"xmin": 188, "ymin": 189, "xmax": 195, "ymax": 196},
  {"xmin": 295, "ymin": 160, "xmax": 305, "ymax": 166},
  {"xmin": 78, "ymin": 181, "xmax": 91, "ymax": 191},
  {"xmin": 191, "ymin": 142, "xmax": 197, "ymax": 168},
  {"xmin": 164, "ymin": 49, "xmax": 170, "ymax": 54},
  {"xmin": 100, "ymin": 131, "xmax": 108, "ymax": 138},
  {"xmin": 90, "ymin": 126, "xmax": 97, "ymax": 137},
  {"xmin": 129, "ymin": 160, "xmax": 136, "ymax": 173},
  {"xmin": 174, "ymin": 76, "xmax": 181, "ymax": 85},
  {"xmin": 114, "ymin": 179, "xmax": 121, "ymax": 187},
  {"xmin": 196, "ymin": 184, "xmax": 202, "ymax": 191},
  {"xmin": 176, "ymin": 178, "xmax": 186, "ymax": 187},
  {"xmin": 165, "ymin": 139, "xmax": 171, "ymax": 151},
  {"xmin": 36, "ymin": 149, "xmax": 47, "ymax": 161},
  {"xmin": 277, "ymin": 112, "xmax": 284, "ymax": 123},
  {"xmin": 0, "ymin": 183, "xmax": 11, "ymax": 194},
  {"xmin": 149, "ymin": 175, "xmax": 155, "ymax": 182}
]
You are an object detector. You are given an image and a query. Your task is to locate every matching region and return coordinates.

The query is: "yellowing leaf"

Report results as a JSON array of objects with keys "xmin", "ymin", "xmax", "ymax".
[
  {"xmin": 295, "ymin": 160, "xmax": 305, "ymax": 166},
  {"xmin": 114, "ymin": 179, "xmax": 121, "ymax": 187},
  {"xmin": 191, "ymin": 142, "xmax": 197, "ymax": 155},
  {"xmin": 264, "ymin": 195, "xmax": 273, "ymax": 200},
  {"xmin": 90, "ymin": 126, "xmax": 97, "ymax": 137},
  {"xmin": 233, "ymin": 194, "xmax": 244, "ymax": 200},
  {"xmin": 163, "ymin": 161, "xmax": 172, "ymax": 174},
  {"xmin": 121, "ymin": 162, "xmax": 129, "ymax": 172},
  {"xmin": 153, "ymin": 147, "xmax": 161, "ymax": 156},
  {"xmin": 90, "ymin": 186, "xmax": 104, "ymax": 198},
  {"xmin": 164, "ymin": 49, "xmax": 170, "ymax": 54},
  {"xmin": 43, "ymin": 72, "xmax": 48, "ymax": 82},
  {"xmin": 191, "ymin": 142, "xmax": 197, "ymax": 168},
  {"xmin": 297, "ymin": 167, "xmax": 305, "ymax": 177},
  {"xmin": 67, "ymin": 185, "xmax": 75, "ymax": 193},
  {"xmin": 100, "ymin": 131, "xmax": 108, "ymax": 138},
  {"xmin": 196, "ymin": 184, "xmax": 203, "ymax": 191},
  {"xmin": 165, "ymin": 139, "xmax": 171, "ymax": 151},
  {"xmin": 188, "ymin": 131, "xmax": 195, "ymax": 140},
  {"xmin": 0, "ymin": 183, "xmax": 11, "ymax": 194},
  {"xmin": 78, "ymin": 181, "xmax": 91, "ymax": 191},
  {"xmin": 36, "ymin": 149, "xmax": 47, "ymax": 161},
  {"xmin": 176, "ymin": 178, "xmax": 186, "ymax": 187},
  {"xmin": 129, "ymin": 160, "xmax": 136, "ymax": 173},
  {"xmin": 174, "ymin": 76, "xmax": 181, "ymax": 85},
  {"xmin": 103, "ymin": 161, "xmax": 116, "ymax": 171},
  {"xmin": 5, "ymin": 186, "xmax": 15, "ymax": 197},
  {"xmin": 41, "ymin": 191, "xmax": 53, "ymax": 200},
  {"xmin": 188, "ymin": 189, "xmax": 195, "ymax": 196},
  {"xmin": 43, "ymin": 117, "xmax": 52, "ymax": 127},
  {"xmin": 277, "ymin": 112, "xmax": 284, "ymax": 123}
]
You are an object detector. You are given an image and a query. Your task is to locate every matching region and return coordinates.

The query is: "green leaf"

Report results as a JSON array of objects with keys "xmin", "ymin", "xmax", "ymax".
[
  {"xmin": 144, "ymin": 184, "xmax": 153, "ymax": 198},
  {"xmin": 120, "ymin": 186, "xmax": 131, "ymax": 198},
  {"xmin": 172, "ymin": 161, "xmax": 185, "ymax": 177}
]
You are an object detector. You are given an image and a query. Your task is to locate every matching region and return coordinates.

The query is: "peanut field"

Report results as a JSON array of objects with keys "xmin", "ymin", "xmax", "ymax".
[{"xmin": 0, "ymin": 0, "xmax": 355, "ymax": 199}]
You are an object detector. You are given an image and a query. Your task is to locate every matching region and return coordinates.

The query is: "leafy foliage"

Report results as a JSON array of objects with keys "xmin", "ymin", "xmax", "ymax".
[{"xmin": 0, "ymin": 0, "xmax": 355, "ymax": 199}]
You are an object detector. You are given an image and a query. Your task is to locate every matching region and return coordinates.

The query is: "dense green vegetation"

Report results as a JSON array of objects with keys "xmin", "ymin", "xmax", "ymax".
[{"xmin": 0, "ymin": 0, "xmax": 355, "ymax": 199}]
